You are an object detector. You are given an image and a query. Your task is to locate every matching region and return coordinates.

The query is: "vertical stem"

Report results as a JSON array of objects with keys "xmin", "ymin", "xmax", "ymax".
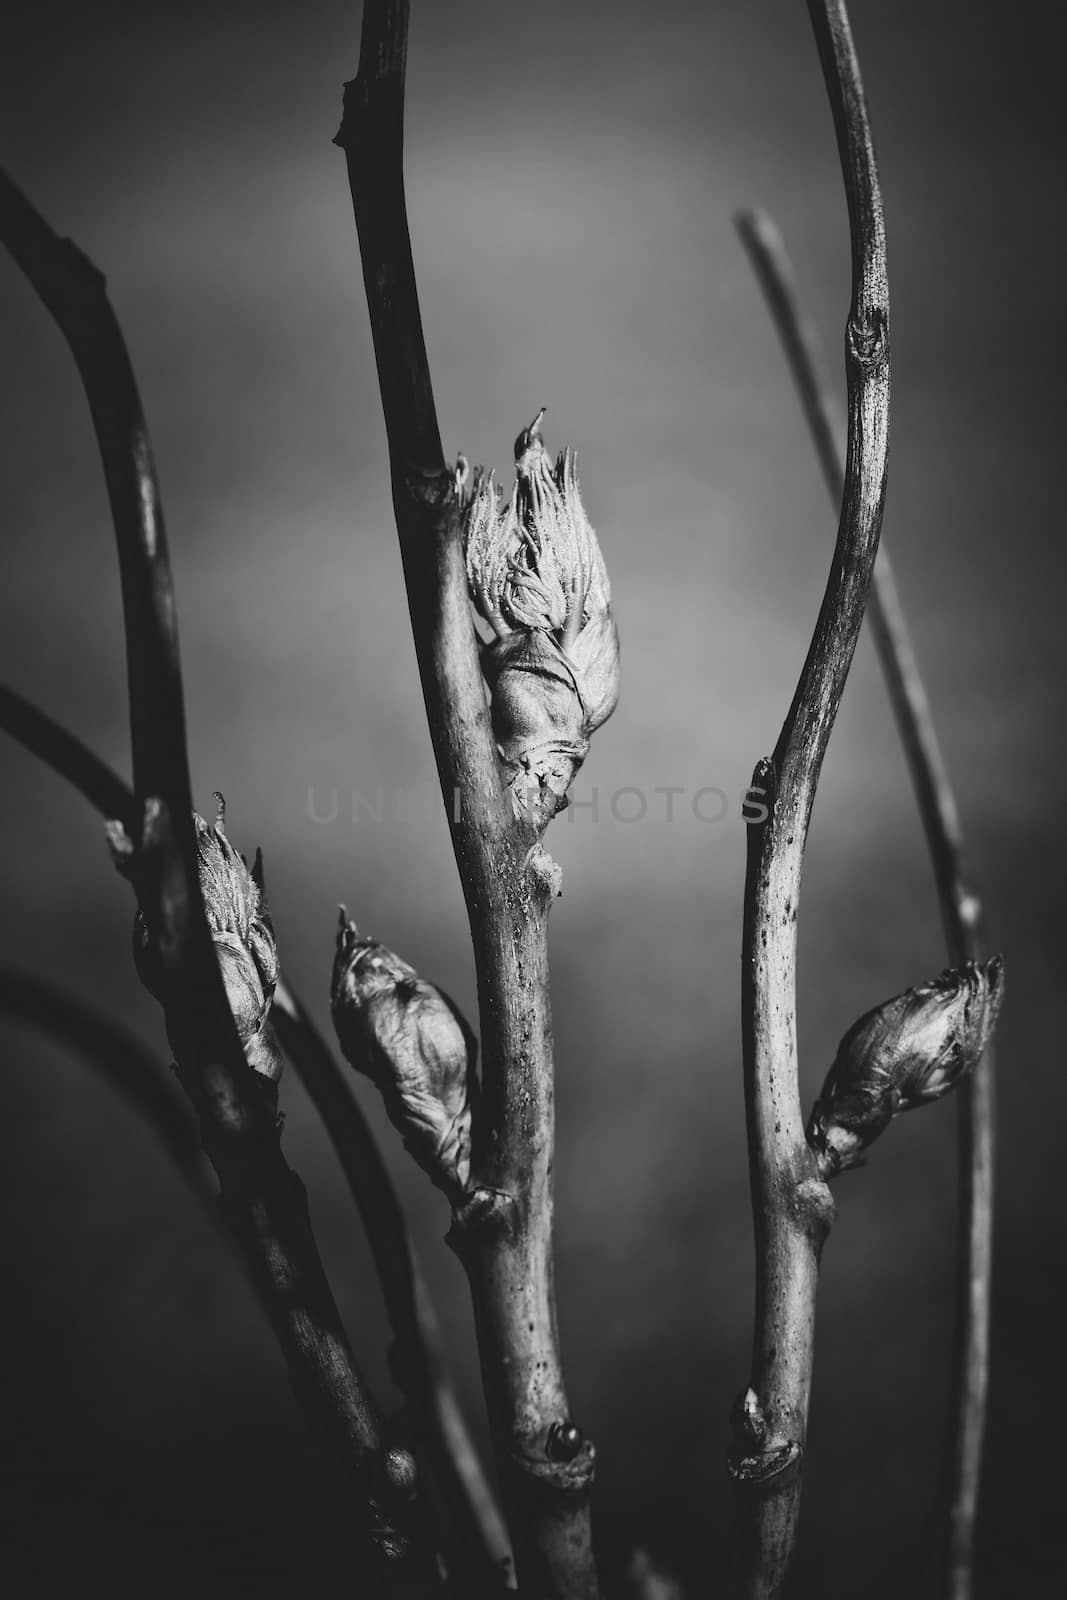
[
  {"xmin": 735, "ymin": 208, "xmax": 992, "ymax": 1599},
  {"xmin": 335, "ymin": 4, "xmax": 598, "ymax": 1594},
  {"xmin": 731, "ymin": 4, "xmax": 890, "ymax": 1593}
]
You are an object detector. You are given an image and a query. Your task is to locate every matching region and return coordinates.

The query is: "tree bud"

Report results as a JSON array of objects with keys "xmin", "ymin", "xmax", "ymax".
[
  {"xmin": 112, "ymin": 794, "xmax": 283, "ymax": 1082},
  {"xmin": 330, "ymin": 912, "xmax": 476, "ymax": 1200},
  {"xmin": 808, "ymin": 957, "xmax": 1004, "ymax": 1176},
  {"xmin": 463, "ymin": 409, "xmax": 620, "ymax": 812}
]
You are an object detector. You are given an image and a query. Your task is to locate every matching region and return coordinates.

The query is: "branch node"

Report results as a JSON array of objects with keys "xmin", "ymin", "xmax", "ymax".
[
  {"xmin": 545, "ymin": 1419, "xmax": 585, "ymax": 1463},
  {"xmin": 749, "ymin": 755, "xmax": 776, "ymax": 814},
  {"xmin": 333, "ymin": 74, "xmax": 379, "ymax": 153},
  {"xmin": 847, "ymin": 305, "xmax": 888, "ymax": 367},
  {"xmin": 524, "ymin": 843, "xmax": 563, "ymax": 900},
  {"xmin": 793, "ymin": 1174, "xmax": 836, "ymax": 1240},
  {"xmin": 728, "ymin": 1439, "xmax": 803, "ymax": 1492},
  {"xmin": 511, "ymin": 1437, "xmax": 597, "ymax": 1497},
  {"xmin": 447, "ymin": 1186, "xmax": 517, "ymax": 1252},
  {"xmin": 404, "ymin": 459, "xmax": 458, "ymax": 511},
  {"xmin": 731, "ymin": 1386, "xmax": 768, "ymax": 1450}
]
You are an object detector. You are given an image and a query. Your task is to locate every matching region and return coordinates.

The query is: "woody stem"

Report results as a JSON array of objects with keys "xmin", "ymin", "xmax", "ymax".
[
  {"xmin": 335, "ymin": 4, "xmax": 599, "ymax": 1594},
  {"xmin": 731, "ymin": 3, "xmax": 890, "ymax": 1592}
]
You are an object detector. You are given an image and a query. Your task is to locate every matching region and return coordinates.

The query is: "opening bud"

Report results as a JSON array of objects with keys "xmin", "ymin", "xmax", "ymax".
[
  {"xmin": 463, "ymin": 409, "xmax": 620, "ymax": 818},
  {"xmin": 808, "ymin": 957, "xmax": 1004, "ymax": 1177},
  {"xmin": 330, "ymin": 911, "xmax": 477, "ymax": 1201},
  {"xmin": 111, "ymin": 793, "xmax": 283, "ymax": 1082}
]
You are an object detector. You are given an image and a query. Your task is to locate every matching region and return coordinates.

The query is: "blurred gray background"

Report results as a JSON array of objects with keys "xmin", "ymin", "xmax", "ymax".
[{"xmin": 1, "ymin": 1, "xmax": 1063, "ymax": 1592}]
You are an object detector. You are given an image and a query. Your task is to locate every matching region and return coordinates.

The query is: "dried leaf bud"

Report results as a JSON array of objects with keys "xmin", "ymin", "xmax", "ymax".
[
  {"xmin": 330, "ymin": 912, "xmax": 475, "ymax": 1199},
  {"xmin": 114, "ymin": 795, "xmax": 283, "ymax": 1083},
  {"xmin": 808, "ymin": 957, "xmax": 1004, "ymax": 1176},
  {"xmin": 463, "ymin": 409, "xmax": 620, "ymax": 809}
]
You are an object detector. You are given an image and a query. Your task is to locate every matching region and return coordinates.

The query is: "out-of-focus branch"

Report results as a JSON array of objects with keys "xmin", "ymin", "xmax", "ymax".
[
  {"xmin": 730, "ymin": 4, "xmax": 890, "ymax": 1594},
  {"xmin": 0, "ymin": 967, "xmax": 210, "ymax": 1213},
  {"xmin": 0, "ymin": 684, "xmax": 137, "ymax": 831},
  {"xmin": 735, "ymin": 207, "xmax": 992, "ymax": 1600},
  {"xmin": 335, "ymin": 5, "xmax": 599, "ymax": 1597},
  {"xmin": 0, "ymin": 173, "xmax": 439, "ymax": 1590}
]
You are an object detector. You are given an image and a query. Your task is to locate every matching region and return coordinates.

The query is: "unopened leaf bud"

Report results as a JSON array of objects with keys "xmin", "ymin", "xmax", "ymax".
[
  {"xmin": 330, "ymin": 912, "xmax": 476, "ymax": 1200},
  {"xmin": 463, "ymin": 409, "xmax": 620, "ymax": 814},
  {"xmin": 111, "ymin": 793, "xmax": 283, "ymax": 1082},
  {"xmin": 808, "ymin": 957, "xmax": 1004, "ymax": 1176}
]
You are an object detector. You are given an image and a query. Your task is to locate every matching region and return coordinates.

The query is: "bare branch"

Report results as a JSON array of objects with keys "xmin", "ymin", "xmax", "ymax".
[
  {"xmin": 735, "ymin": 207, "xmax": 993, "ymax": 1600},
  {"xmin": 733, "ymin": 211, "xmax": 981, "ymax": 952},
  {"xmin": 0, "ymin": 170, "xmax": 189, "ymax": 811},
  {"xmin": 335, "ymin": 5, "xmax": 599, "ymax": 1594},
  {"xmin": 0, "ymin": 172, "xmax": 440, "ymax": 1589},
  {"xmin": 0, "ymin": 168, "xmax": 245, "ymax": 1128},
  {"xmin": 729, "ymin": 3, "xmax": 890, "ymax": 1592}
]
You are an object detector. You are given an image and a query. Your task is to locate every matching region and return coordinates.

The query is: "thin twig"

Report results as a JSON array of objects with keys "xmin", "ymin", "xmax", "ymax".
[
  {"xmin": 0, "ymin": 171, "xmax": 188, "ymax": 808},
  {"xmin": 0, "ymin": 172, "xmax": 439, "ymax": 1590},
  {"xmin": 735, "ymin": 208, "xmax": 991, "ymax": 1600},
  {"xmin": 729, "ymin": 4, "xmax": 890, "ymax": 1594},
  {"xmin": 0, "ymin": 684, "xmax": 137, "ymax": 830},
  {"xmin": 0, "ymin": 681, "xmax": 507, "ymax": 1590},
  {"xmin": 335, "ymin": 4, "xmax": 599, "ymax": 1595}
]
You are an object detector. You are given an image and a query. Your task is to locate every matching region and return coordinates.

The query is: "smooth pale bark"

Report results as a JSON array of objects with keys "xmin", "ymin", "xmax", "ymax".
[{"xmin": 730, "ymin": 4, "xmax": 890, "ymax": 1593}]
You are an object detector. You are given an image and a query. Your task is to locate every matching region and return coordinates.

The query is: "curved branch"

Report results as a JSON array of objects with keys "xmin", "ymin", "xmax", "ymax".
[
  {"xmin": 335, "ymin": 5, "xmax": 598, "ymax": 1595},
  {"xmin": 730, "ymin": 4, "xmax": 890, "ymax": 1593},
  {"xmin": 0, "ymin": 172, "xmax": 187, "ymax": 808},
  {"xmin": 0, "ymin": 173, "xmax": 438, "ymax": 1589},
  {"xmin": 0, "ymin": 967, "xmax": 210, "ymax": 1208},
  {"xmin": 0, "ymin": 684, "xmax": 137, "ymax": 832},
  {"xmin": 0, "ymin": 167, "xmax": 230, "ymax": 1062},
  {"xmin": 735, "ymin": 208, "xmax": 992, "ymax": 1600}
]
